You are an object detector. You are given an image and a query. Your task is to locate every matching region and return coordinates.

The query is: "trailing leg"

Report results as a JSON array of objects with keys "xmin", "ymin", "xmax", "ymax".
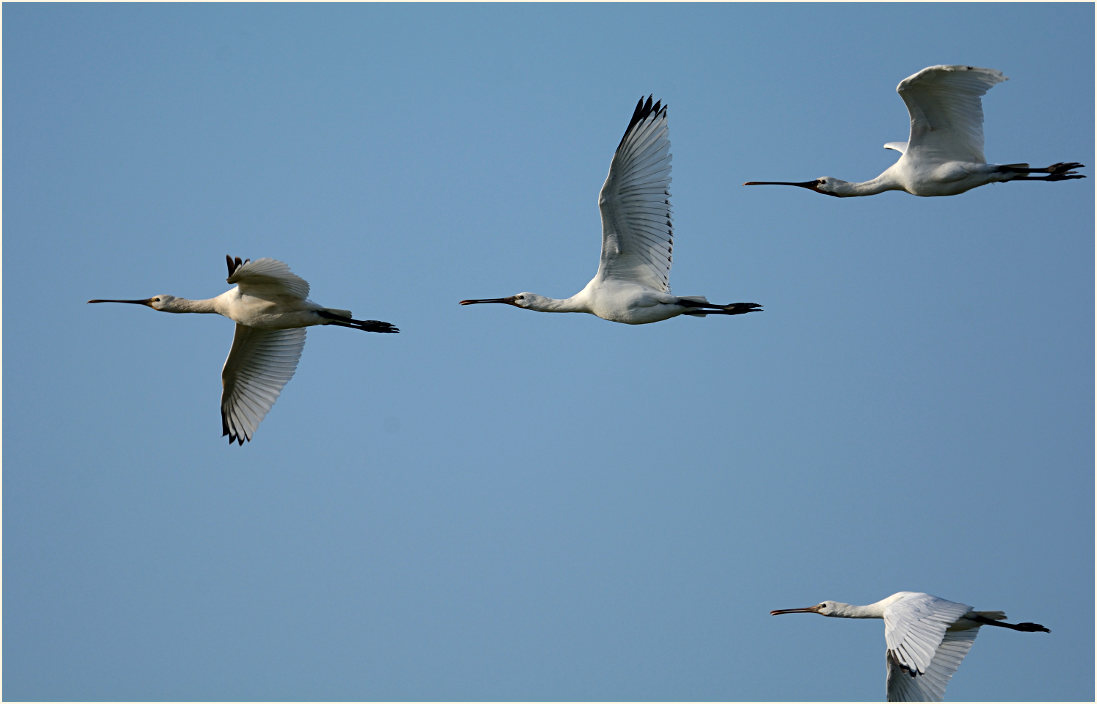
[
  {"xmin": 677, "ymin": 298, "xmax": 762, "ymax": 316},
  {"xmin": 999, "ymin": 162, "xmax": 1086, "ymax": 181},
  {"xmin": 317, "ymin": 309, "xmax": 399, "ymax": 333},
  {"xmin": 971, "ymin": 614, "xmax": 1050, "ymax": 633}
]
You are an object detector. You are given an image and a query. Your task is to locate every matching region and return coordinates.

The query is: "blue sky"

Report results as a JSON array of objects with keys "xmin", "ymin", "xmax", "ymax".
[{"xmin": 3, "ymin": 3, "xmax": 1093, "ymax": 701}]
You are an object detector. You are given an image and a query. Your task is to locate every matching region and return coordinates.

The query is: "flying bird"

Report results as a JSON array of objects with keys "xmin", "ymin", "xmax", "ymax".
[
  {"xmin": 744, "ymin": 65, "xmax": 1085, "ymax": 197},
  {"xmin": 460, "ymin": 96, "xmax": 761, "ymax": 324},
  {"xmin": 770, "ymin": 591, "xmax": 1050, "ymax": 702},
  {"xmin": 89, "ymin": 255, "xmax": 398, "ymax": 444}
]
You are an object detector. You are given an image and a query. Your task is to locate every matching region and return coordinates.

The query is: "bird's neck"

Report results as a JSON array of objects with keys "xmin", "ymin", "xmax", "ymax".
[
  {"xmin": 528, "ymin": 294, "xmax": 590, "ymax": 314},
  {"xmin": 835, "ymin": 176, "xmax": 896, "ymax": 196},
  {"xmin": 831, "ymin": 602, "xmax": 886, "ymax": 619},
  {"xmin": 164, "ymin": 297, "xmax": 220, "ymax": 314}
]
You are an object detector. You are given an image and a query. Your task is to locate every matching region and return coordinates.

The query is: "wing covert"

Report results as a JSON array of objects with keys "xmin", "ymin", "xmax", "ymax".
[
  {"xmin": 596, "ymin": 96, "xmax": 673, "ymax": 292},
  {"xmin": 897, "ymin": 65, "xmax": 1007, "ymax": 165},
  {"xmin": 227, "ymin": 256, "xmax": 311, "ymax": 300},
  {"xmin": 886, "ymin": 627, "xmax": 978, "ymax": 702},
  {"xmin": 221, "ymin": 325, "xmax": 307, "ymax": 444},
  {"xmin": 883, "ymin": 594, "xmax": 973, "ymax": 681}
]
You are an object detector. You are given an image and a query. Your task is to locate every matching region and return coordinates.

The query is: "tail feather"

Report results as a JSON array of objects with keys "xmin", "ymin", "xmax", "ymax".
[{"xmin": 972, "ymin": 610, "xmax": 1006, "ymax": 621}]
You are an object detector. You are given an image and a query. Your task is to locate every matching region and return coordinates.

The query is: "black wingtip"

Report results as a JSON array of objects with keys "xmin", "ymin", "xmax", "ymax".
[
  {"xmin": 225, "ymin": 255, "xmax": 250, "ymax": 280},
  {"xmin": 617, "ymin": 94, "xmax": 666, "ymax": 150},
  {"xmin": 222, "ymin": 430, "xmax": 248, "ymax": 446},
  {"xmin": 221, "ymin": 412, "xmax": 249, "ymax": 445}
]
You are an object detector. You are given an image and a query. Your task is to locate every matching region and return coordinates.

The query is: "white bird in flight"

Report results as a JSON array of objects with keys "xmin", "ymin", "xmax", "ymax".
[
  {"xmin": 460, "ymin": 96, "xmax": 761, "ymax": 324},
  {"xmin": 89, "ymin": 255, "xmax": 398, "ymax": 444},
  {"xmin": 770, "ymin": 591, "xmax": 1050, "ymax": 702},
  {"xmin": 744, "ymin": 65, "xmax": 1085, "ymax": 197}
]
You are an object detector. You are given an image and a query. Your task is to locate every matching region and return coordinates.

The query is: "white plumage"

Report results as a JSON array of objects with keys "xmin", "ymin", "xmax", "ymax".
[
  {"xmin": 89, "ymin": 256, "xmax": 398, "ymax": 444},
  {"xmin": 745, "ymin": 65, "xmax": 1085, "ymax": 197},
  {"xmin": 461, "ymin": 96, "xmax": 761, "ymax": 324},
  {"xmin": 771, "ymin": 591, "xmax": 1050, "ymax": 701}
]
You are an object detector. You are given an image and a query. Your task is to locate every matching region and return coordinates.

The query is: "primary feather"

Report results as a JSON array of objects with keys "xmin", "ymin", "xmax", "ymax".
[
  {"xmin": 596, "ymin": 95, "xmax": 674, "ymax": 293},
  {"xmin": 897, "ymin": 64, "xmax": 1007, "ymax": 166}
]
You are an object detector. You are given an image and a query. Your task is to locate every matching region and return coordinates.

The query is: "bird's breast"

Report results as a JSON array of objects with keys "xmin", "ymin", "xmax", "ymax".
[
  {"xmin": 589, "ymin": 285, "xmax": 680, "ymax": 324},
  {"xmin": 228, "ymin": 296, "xmax": 317, "ymax": 329}
]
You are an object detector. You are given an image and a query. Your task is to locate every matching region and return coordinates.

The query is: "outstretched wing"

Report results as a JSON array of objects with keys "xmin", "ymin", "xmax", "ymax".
[
  {"xmin": 226, "ymin": 255, "xmax": 310, "ymax": 300},
  {"xmin": 221, "ymin": 325, "xmax": 307, "ymax": 444},
  {"xmin": 897, "ymin": 65, "xmax": 1007, "ymax": 165},
  {"xmin": 883, "ymin": 593, "xmax": 977, "ymax": 702},
  {"xmin": 886, "ymin": 628, "xmax": 978, "ymax": 702},
  {"xmin": 596, "ymin": 96, "xmax": 673, "ymax": 292}
]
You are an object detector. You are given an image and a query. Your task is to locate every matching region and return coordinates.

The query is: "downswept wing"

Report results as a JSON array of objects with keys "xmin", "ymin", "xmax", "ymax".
[
  {"xmin": 596, "ymin": 96, "xmax": 673, "ymax": 292},
  {"xmin": 227, "ymin": 256, "xmax": 311, "ymax": 300},
  {"xmin": 897, "ymin": 65, "xmax": 1007, "ymax": 165},
  {"xmin": 221, "ymin": 325, "xmax": 307, "ymax": 444},
  {"xmin": 883, "ymin": 593, "xmax": 976, "ymax": 702},
  {"xmin": 887, "ymin": 628, "xmax": 978, "ymax": 702}
]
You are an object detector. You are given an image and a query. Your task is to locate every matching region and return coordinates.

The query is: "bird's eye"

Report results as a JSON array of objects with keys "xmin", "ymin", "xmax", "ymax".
[
  {"xmin": 515, "ymin": 295, "xmax": 524, "ymax": 300},
  {"xmin": 153, "ymin": 297, "xmax": 161, "ymax": 302}
]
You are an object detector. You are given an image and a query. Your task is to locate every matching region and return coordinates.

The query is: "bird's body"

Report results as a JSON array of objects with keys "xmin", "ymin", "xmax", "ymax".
[
  {"xmin": 771, "ymin": 591, "xmax": 1049, "ymax": 702},
  {"xmin": 460, "ymin": 96, "xmax": 761, "ymax": 323},
  {"xmin": 745, "ymin": 65, "xmax": 1085, "ymax": 197},
  {"xmin": 89, "ymin": 256, "xmax": 397, "ymax": 444},
  {"xmin": 498, "ymin": 281, "xmax": 730, "ymax": 326}
]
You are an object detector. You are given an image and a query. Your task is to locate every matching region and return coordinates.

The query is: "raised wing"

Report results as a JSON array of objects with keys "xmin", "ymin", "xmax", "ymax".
[
  {"xmin": 896, "ymin": 65, "xmax": 1007, "ymax": 165},
  {"xmin": 226, "ymin": 255, "xmax": 310, "ymax": 300},
  {"xmin": 221, "ymin": 325, "xmax": 307, "ymax": 444},
  {"xmin": 886, "ymin": 628, "xmax": 978, "ymax": 702},
  {"xmin": 596, "ymin": 96, "xmax": 673, "ymax": 292},
  {"xmin": 883, "ymin": 593, "xmax": 976, "ymax": 701}
]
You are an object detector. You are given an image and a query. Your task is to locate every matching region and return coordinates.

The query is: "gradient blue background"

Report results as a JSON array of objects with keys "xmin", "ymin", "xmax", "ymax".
[{"xmin": 4, "ymin": 3, "xmax": 1093, "ymax": 701}]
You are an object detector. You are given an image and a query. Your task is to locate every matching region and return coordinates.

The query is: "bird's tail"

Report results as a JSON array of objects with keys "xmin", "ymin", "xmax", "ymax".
[{"xmin": 316, "ymin": 309, "xmax": 399, "ymax": 333}]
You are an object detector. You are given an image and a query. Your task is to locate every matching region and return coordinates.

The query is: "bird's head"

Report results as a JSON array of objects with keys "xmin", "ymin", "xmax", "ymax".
[
  {"xmin": 744, "ymin": 177, "xmax": 849, "ymax": 197},
  {"xmin": 87, "ymin": 295, "xmax": 180, "ymax": 312},
  {"xmin": 771, "ymin": 600, "xmax": 846, "ymax": 618},
  {"xmin": 459, "ymin": 292, "xmax": 548, "ymax": 311}
]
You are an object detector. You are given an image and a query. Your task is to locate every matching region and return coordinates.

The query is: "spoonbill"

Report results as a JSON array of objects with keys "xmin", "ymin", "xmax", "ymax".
[
  {"xmin": 744, "ymin": 65, "xmax": 1085, "ymax": 197},
  {"xmin": 770, "ymin": 591, "xmax": 1050, "ymax": 702},
  {"xmin": 460, "ymin": 96, "xmax": 761, "ymax": 324},
  {"xmin": 89, "ymin": 255, "xmax": 398, "ymax": 444}
]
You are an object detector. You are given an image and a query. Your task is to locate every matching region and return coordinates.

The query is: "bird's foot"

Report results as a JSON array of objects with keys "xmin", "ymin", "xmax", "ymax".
[
  {"xmin": 1046, "ymin": 162, "xmax": 1085, "ymax": 174},
  {"xmin": 359, "ymin": 320, "xmax": 399, "ymax": 333},
  {"xmin": 722, "ymin": 302, "xmax": 763, "ymax": 315},
  {"xmin": 1013, "ymin": 621, "xmax": 1051, "ymax": 633}
]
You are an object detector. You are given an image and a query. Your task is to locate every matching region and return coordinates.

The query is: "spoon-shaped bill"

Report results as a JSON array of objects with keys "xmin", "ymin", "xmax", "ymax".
[
  {"xmin": 87, "ymin": 298, "xmax": 155, "ymax": 305},
  {"xmin": 459, "ymin": 297, "xmax": 517, "ymax": 306},
  {"xmin": 743, "ymin": 180, "xmax": 819, "ymax": 188}
]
